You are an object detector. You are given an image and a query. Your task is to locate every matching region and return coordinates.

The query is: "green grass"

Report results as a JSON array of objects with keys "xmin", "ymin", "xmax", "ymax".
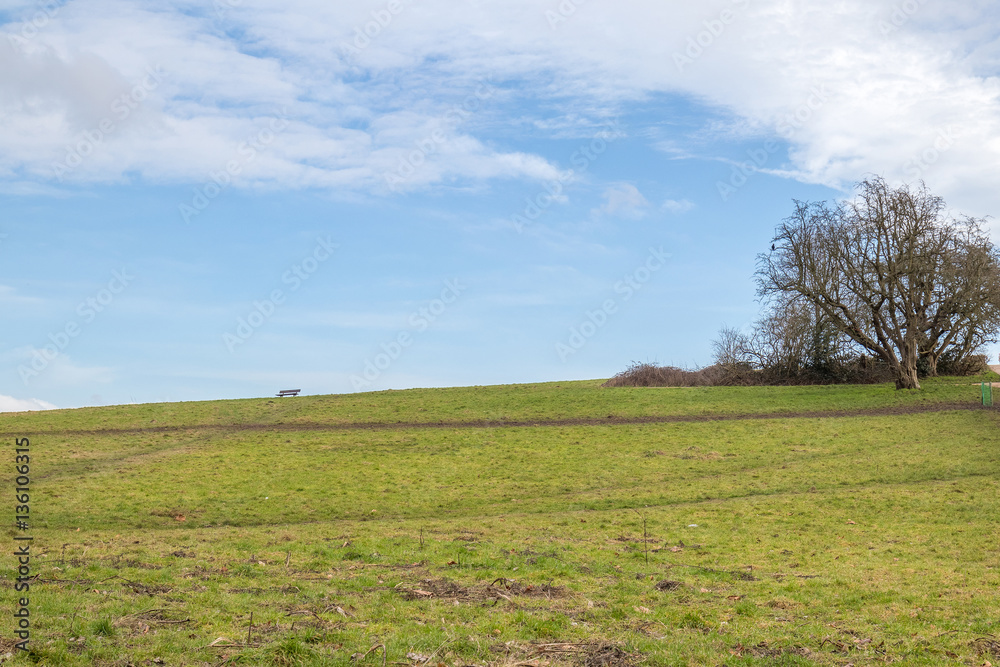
[
  {"xmin": 2, "ymin": 377, "xmax": 1000, "ymax": 665},
  {"xmin": 0, "ymin": 372, "xmax": 995, "ymax": 433}
]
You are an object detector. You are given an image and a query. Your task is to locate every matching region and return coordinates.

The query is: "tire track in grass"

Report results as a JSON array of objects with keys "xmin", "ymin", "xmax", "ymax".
[{"xmin": 3, "ymin": 401, "xmax": 992, "ymax": 438}]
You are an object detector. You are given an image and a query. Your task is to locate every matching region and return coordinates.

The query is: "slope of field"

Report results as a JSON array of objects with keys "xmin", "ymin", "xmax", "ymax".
[
  {"xmin": 0, "ymin": 374, "xmax": 992, "ymax": 434},
  {"xmin": 2, "ymin": 377, "xmax": 1000, "ymax": 666}
]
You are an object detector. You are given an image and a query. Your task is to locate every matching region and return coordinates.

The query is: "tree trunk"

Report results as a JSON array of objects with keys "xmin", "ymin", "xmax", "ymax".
[
  {"xmin": 896, "ymin": 342, "xmax": 921, "ymax": 389},
  {"xmin": 925, "ymin": 352, "xmax": 939, "ymax": 377},
  {"xmin": 895, "ymin": 370, "xmax": 920, "ymax": 389}
]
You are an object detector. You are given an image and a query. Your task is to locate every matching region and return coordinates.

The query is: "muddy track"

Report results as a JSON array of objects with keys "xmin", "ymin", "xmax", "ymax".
[{"xmin": 3, "ymin": 401, "xmax": 991, "ymax": 438}]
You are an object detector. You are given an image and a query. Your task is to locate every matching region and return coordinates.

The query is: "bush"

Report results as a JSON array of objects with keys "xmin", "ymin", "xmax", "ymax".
[
  {"xmin": 936, "ymin": 352, "xmax": 988, "ymax": 376},
  {"xmin": 603, "ymin": 359, "xmax": 897, "ymax": 388},
  {"xmin": 602, "ymin": 362, "xmax": 726, "ymax": 388}
]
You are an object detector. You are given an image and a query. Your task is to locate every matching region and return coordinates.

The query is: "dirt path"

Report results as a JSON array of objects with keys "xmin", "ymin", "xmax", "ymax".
[{"xmin": 4, "ymin": 401, "xmax": 990, "ymax": 438}]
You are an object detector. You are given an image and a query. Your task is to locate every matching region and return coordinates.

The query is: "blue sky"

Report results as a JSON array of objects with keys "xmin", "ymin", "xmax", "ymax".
[{"xmin": 2, "ymin": 0, "xmax": 1000, "ymax": 411}]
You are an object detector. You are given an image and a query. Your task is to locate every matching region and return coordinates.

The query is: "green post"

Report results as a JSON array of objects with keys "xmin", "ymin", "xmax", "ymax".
[{"xmin": 982, "ymin": 382, "xmax": 993, "ymax": 407}]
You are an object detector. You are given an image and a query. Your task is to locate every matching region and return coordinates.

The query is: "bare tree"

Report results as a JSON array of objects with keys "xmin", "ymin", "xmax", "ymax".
[
  {"xmin": 710, "ymin": 325, "xmax": 756, "ymax": 384},
  {"xmin": 747, "ymin": 297, "xmax": 828, "ymax": 376},
  {"xmin": 917, "ymin": 224, "xmax": 1000, "ymax": 375},
  {"xmin": 712, "ymin": 295, "xmax": 865, "ymax": 384},
  {"xmin": 757, "ymin": 176, "xmax": 1000, "ymax": 390},
  {"xmin": 711, "ymin": 325, "xmax": 750, "ymax": 367}
]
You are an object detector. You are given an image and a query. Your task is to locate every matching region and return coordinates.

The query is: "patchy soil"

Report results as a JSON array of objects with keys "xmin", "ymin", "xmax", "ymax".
[
  {"xmin": 972, "ymin": 637, "xmax": 1000, "ymax": 659},
  {"xmin": 490, "ymin": 641, "xmax": 640, "ymax": 667},
  {"xmin": 730, "ymin": 642, "xmax": 814, "ymax": 660},
  {"xmin": 397, "ymin": 577, "xmax": 567, "ymax": 603}
]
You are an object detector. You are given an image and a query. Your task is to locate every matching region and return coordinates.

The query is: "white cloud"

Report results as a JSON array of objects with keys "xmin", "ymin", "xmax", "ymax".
[
  {"xmin": 0, "ymin": 395, "xmax": 57, "ymax": 412},
  {"xmin": 0, "ymin": 285, "xmax": 42, "ymax": 304},
  {"xmin": 1, "ymin": 1, "xmax": 564, "ymax": 192},
  {"xmin": 594, "ymin": 183, "xmax": 650, "ymax": 219},
  {"xmin": 10, "ymin": 346, "xmax": 115, "ymax": 388},
  {"xmin": 0, "ymin": 0, "xmax": 999, "ymax": 215},
  {"xmin": 662, "ymin": 198, "xmax": 695, "ymax": 214}
]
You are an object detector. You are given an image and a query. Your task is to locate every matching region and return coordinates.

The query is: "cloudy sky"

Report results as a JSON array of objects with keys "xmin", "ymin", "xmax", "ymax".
[{"xmin": 2, "ymin": 0, "xmax": 999, "ymax": 411}]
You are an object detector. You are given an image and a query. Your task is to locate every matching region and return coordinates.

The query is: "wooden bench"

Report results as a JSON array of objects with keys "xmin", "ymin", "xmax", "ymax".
[{"xmin": 276, "ymin": 389, "xmax": 301, "ymax": 397}]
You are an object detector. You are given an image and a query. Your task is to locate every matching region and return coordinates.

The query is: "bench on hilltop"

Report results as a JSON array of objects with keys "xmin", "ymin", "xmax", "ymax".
[{"xmin": 277, "ymin": 389, "xmax": 301, "ymax": 397}]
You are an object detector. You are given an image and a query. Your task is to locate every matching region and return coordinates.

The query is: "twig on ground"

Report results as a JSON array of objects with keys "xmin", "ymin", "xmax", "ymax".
[
  {"xmin": 419, "ymin": 639, "xmax": 451, "ymax": 666},
  {"xmin": 361, "ymin": 643, "xmax": 387, "ymax": 667}
]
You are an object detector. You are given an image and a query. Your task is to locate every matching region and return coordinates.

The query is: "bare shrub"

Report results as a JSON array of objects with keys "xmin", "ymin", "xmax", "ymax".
[
  {"xmin": 602, "ymin": 362, "xmax": 725, "ymax": 388},
  {"xmin": 936, "ymin": 352, "xmax": 987, "ymax": 376},
  {"xmin": 603, "ymin": 356, "xmax": 899, "ymax": 389}
]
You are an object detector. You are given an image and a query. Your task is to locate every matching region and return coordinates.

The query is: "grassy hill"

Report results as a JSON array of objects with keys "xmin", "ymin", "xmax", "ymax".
[{"xmin": 3, "ymin": 376, "xmax": 1000, "ymax": 665}]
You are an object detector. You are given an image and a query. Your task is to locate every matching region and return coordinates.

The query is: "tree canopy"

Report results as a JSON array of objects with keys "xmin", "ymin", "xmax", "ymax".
[{"xmin": 755, "ymin": 176, "xmax": 1000, "ymax": 389}]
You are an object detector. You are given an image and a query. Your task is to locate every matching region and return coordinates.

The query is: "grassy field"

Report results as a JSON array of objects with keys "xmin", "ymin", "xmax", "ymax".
[{"xmin": 3, "ymin": 375, "xmax": 1000, "ymax": 666}]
